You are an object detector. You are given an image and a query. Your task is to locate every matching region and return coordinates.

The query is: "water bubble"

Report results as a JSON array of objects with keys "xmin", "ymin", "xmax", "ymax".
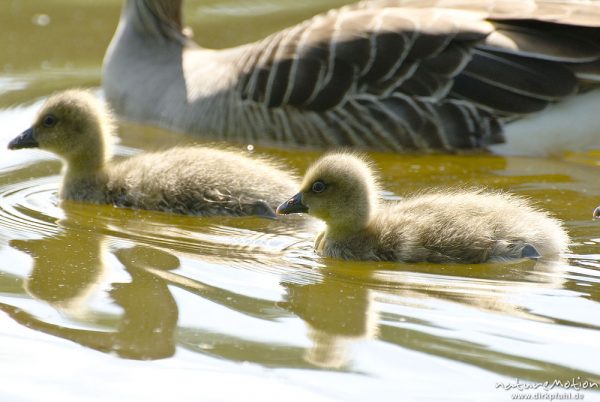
[{"xmin": 32, "ymin": 14, "xmax": 51, "ymax": 26}]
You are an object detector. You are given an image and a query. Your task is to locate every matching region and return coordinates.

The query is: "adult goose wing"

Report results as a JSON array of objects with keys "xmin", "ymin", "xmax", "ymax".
[
  {"xmin": 233, "ymin": 1, "xmax": 600, "ymax": 150},
  {"xmin": 103, "ymin": 0, "xmax": 600, "ymax": 152}
]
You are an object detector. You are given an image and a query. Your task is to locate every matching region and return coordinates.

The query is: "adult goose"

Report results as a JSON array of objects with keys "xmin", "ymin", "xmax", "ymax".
[
  {"xmin": 276, "ymin": 153, "xmax": 569, "ymax": 262},
  {"xmin": 102, "ymin": 0, "xmax": 600, "ymax": 154},
  {"xmin": 7, "ymin": 90, "xmax": 298, "ymax": 217}
]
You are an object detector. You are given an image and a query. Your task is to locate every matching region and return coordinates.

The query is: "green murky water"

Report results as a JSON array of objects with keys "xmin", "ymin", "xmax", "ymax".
[{"xmin": 1, "ymin": 1, "xmax": 599, "ymax": 401}]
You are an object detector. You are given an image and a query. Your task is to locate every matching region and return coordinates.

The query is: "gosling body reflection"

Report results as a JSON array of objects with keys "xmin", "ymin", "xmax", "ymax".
[
  {"xmin": 278, "ymin": 153, "xmax": 569, "ymax": 262},
  {"xmin": 2, "ymin": 236, "xmax": 179, "ymax": 360},
  {"xmin": 281, "ymin": 277, "xmax": 378, "ymax": 369},
  {"xmin": 7, "ymin": 90, "xmax": 298, "ymax": 217}
]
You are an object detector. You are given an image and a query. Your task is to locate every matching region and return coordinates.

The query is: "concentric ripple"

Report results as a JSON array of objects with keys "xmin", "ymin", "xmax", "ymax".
[
  {"xmin": 0, "ymin": 174, "xmax": 63, "ymax": 242},
  {"xmin": 0, "ymin": 158, "xmax": 323, "ymax": 289}
]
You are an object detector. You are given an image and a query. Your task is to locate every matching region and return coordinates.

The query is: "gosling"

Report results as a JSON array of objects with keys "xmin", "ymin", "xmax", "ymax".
[
  {"xmin": 8, "ymin": 90, "xmax": 298, "ymax": 217},
  {"xmin": 277, "ymin": 153, "xmax": 569, "ymax": 263}
]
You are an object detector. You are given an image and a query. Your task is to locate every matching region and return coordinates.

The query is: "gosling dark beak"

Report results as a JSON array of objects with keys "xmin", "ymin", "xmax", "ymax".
[
  {"xmin": 8, "ymin": 128, "xmax": 38, "ymax": 150},
  {"xmin": 594, "ymin": 206, "xmax": 600, "ymax": 219},
  {"xmin": 276, "ymin": 192, "xmax": 308, "ymax": 215}
]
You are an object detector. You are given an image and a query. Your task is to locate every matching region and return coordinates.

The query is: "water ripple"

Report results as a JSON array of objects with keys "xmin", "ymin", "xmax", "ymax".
[
  {"xmin": 0, "ymin": 163, "xmax": 323, "ymax": 289},
  {"xmin": 0, "ymin": 175, "xmax": 62, "ymax": 241}
]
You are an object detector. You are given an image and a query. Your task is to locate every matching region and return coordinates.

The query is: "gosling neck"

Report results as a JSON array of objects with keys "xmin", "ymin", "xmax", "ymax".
[
  {"xmin": 60, "ymin": 149, "xmax": 108, "ymax": 201},
  {"xmin": 324, "ymin": 204, "xmax": 375, "ymax": 240}
]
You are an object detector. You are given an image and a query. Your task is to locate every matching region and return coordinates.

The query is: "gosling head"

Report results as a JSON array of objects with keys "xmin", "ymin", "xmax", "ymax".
[
  {"xmin": 8, "ymin": 89, "xmax": 114, "ymax": 168},
  {"xmin": 277, "ymin": 153, "xmax": 380, "ymax": 232}
]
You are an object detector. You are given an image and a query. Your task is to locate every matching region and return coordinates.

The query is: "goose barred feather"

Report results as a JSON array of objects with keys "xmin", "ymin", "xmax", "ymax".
[{"xmin": 103, "ymin": 0, "xmax": 600, "ymax": 151}]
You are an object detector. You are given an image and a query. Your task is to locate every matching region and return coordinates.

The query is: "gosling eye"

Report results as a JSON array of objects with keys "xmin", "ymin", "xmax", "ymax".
[
  {"xmin": 311, "ymin": 180, "xmax": 327, "ymax": 193},
  {"xmin": 42, "ymin": 114, "xmax": 58, "ymax": 128}
]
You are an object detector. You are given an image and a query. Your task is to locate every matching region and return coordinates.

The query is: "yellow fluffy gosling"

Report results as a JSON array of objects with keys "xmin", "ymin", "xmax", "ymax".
[
  {"xmin": 8, "ymin": 90, "xmax": 298, "ymax": 217},
  {"xmin": 277, "ymin": 153, "xmax": 569, "ymax": 263}
]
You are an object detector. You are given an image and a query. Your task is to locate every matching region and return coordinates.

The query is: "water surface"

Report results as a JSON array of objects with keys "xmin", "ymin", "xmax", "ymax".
[{"xmin": 1, "ymin": 1, "xmax": 600, "ymax": 401}]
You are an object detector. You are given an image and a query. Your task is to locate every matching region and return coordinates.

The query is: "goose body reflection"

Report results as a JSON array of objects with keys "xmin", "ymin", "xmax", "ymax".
[
  {"xmin": 277, "ymin": 153, "xmax": 569, "ymax": 262},
  {"xmin": 7, "ymin": 90, "xmax": 298, "ymax": 217},
  {"xmin": 102, "ymin": 0, "xmax": 600, "ymax": 153}
]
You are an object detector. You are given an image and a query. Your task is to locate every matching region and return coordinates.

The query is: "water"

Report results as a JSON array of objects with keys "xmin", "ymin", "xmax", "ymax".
[{"xmin": 1, "ymin": 1, "xmax": 600, "ymax": 401}]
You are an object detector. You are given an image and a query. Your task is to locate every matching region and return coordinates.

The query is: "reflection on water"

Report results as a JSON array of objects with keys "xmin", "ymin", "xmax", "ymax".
[
  {"xmin": 1, "ymin": 241, "xmax": 179, "ymax": 360},
  {"xmin": 1, "ymin": 153, "xmax": 600, "ymax": 398},
  {"xmin": 1, "ymin": 0, "xmax": 600, "ymax": 400},
  {"xmin": 282, "ymin": 275, "xmax": 378, "ymax": 369},
  {"xmin": 2, "ymin": 109, "xmax": 600, "ymax": 401}
]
